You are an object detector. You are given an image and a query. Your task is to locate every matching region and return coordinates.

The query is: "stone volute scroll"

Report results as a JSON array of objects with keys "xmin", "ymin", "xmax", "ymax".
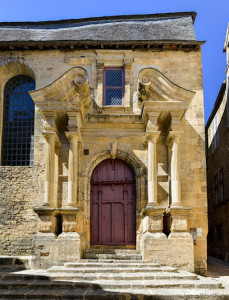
[
  {"xmin": 29, "ymin": 67, "xmax": 91, "ymax": 111},
  {"xmin": 138, "ymin": 67, "xmax": 196, "ymax": 105}
]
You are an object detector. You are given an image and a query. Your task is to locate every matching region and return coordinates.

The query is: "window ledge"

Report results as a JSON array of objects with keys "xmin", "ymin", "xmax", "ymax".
[{"xmin": 97, "ymin": 106, "xmax": 131, "ymax": 114}]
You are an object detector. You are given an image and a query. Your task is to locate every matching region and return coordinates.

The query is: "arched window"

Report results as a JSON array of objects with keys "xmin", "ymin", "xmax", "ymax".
[{"xmin": 1, "ymin": 75, "xmax": 35, "ymax": 166}]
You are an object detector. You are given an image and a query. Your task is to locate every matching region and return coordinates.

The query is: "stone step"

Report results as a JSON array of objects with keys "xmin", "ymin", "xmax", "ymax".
[
  {"xmin": 48, "ymin": 265, "xmax": 178, "ymax": 273},
  {"xmin": 64, "ymin": 262, "xmax": 161, "ymax": 268},
  {"xmin": 81, "ymin": 259, "xmax": 145, "ymax": 263},
  {"xmin": 0, "ymin": 269, "xmax": 226, "ymax": 299},
  {"xmin": 0, "ymin": 273, "xmax": 49, "ymax": 281},
  {"xmin": 84, "ymin": 253, "xmax": 142, "ymax": 260},
  {"xmin": 0, "ymin": 278, "xmax": 222, "ymax": 290},
  {"xmin": 47, "ymin": 271, "xmax": 198, "ymax": 281},
  {"xmin": 0, "ymin": 288, "xmax": 130, "ymax": 299},
  {"xmin": 85, "ymin": 249, "xmax": 141, "ymax": 255},
  {"xmin": 0, "ymin": 288, "xmax": 227, "ymax": 300}
]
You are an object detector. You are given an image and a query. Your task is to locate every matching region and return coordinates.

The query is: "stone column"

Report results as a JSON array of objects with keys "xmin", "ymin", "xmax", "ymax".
[
  {"xmin": 66, "ymin": 132, "xmax": 80, "ymax": 207},
  {"xmin": 166, "ymin": 131, "xmax": 183, "ymax": 207},
  {"xmin": 42, "ymin": 132, "xmax": 58, "ymax": 207},
  {"xmin": 146, "ymin": 131, "xmax": 160, "ymax": 207}
]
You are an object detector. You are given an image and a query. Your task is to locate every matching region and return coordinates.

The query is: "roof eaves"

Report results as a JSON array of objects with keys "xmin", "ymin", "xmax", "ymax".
[
  {"xmin": 0, "ymin": 40, "xmax": 205, "ymax": 46},
  {"xmin": 0, "ymin": 11, "xmax": 197, "ymax": 27}
]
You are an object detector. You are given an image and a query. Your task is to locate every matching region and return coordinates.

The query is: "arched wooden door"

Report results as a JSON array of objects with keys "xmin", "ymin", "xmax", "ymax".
[{"xmin": 90, "ymin": 159, "xmax": 136, "ymax": 245}]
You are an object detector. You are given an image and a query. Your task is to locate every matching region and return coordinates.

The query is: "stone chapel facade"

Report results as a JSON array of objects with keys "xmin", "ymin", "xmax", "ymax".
[{"xmin": 0, "ymin": 12, "xmax": 207, "ymax": 274}]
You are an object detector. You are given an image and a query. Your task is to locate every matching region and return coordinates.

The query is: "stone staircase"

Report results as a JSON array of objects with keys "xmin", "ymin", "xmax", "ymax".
[{"xmin": 0, "ymin": 250, "xmax": 228, "ymax": 299}]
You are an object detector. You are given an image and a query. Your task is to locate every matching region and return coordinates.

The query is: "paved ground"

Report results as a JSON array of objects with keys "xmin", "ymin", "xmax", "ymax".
[{"xmin": 207, "ymin": 256, "xmax": 229, "ymax": 290}]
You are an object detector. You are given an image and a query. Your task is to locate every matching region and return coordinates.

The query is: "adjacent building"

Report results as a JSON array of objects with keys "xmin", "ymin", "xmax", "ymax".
[
  {"xmin": 0, "ymin": 12, "xmax": 208, "ymax": 274},
  {"xmin": 206, "ymin": 23, "xmax": 229, "ymax": 261}
]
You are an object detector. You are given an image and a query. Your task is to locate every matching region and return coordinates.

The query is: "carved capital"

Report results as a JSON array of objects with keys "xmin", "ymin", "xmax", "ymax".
[
  {"xmin": 42, "ymin": 131, "xmax": 59, "ymax": 144},
  {"xmin": 170, "ymin": 111, "xmax": 184, "ymax": 131},
  {"xmin": 165, "ymin": 131, "xmax": 184, "ymax": 146},
  {"xmin": 144, "ymin": 131, "xmax": 160, "ymax": 146},
  {"xmin": 67, "ymin": 111, "xmax": 82, "ymax": 131},
  {"xmin": 42, "ymin": 111, "xmax": 57, "ymax": 132},
  {"xmin": 66, "ymin": 131, "xmax": 81, "ymax": 143}
]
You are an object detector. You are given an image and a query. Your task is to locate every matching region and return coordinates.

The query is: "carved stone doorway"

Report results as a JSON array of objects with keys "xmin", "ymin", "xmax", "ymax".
[{"xmin": 90, "ymin": 159, "xmax": 136, "ymax": 245}]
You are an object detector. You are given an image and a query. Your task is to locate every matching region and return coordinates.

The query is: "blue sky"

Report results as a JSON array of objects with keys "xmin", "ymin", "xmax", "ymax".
[{"xmin": 1, "ymin": 0, "xmax": 229, "ymax": 122}]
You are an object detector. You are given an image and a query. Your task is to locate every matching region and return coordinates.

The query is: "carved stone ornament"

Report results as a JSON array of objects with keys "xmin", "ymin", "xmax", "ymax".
[
  {"xmin": 29, "ymin": 67, "xmax": 91, "ymax": 111},
  {"xmin": 138, "ymin": 68, "xmax": 195, "ymax": 108},
  {"xmin": 110, "ymin": 142, "xmax": 117, "ymax": 159}
]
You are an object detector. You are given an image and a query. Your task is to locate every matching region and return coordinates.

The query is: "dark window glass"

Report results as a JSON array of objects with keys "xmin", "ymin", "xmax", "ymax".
[
  {"xmin": 219, "ymin": 169, "xmax": 224, "ymax": 203},
  {"xmin": 1, "ymin": 75, "xmax": 35, "ymax": 166},
  {"xmin": 104, "ymin": 68, "xmax": 124, "ymax": 106},
  {"xmin": 214, "ymin": 174, "xmax": 219, "ymax": 206},
  {"xmin": 217, "ymin": 224, "xmax": 223, "ymax": 241}
]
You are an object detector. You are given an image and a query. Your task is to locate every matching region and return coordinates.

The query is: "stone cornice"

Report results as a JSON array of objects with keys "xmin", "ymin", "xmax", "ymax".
[{"xmin": 165, "ymin": 131, "xmax": 184, "ymax": 146}]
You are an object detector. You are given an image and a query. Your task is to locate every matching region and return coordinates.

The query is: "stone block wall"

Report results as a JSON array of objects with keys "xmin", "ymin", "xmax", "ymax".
[
  {"xmin": 0, "ymin": 48, "xmax": 207, "ymax": 273},
  {"xmin": 0, "ymin": 163, "xmax": 44, "ymax": 255}
]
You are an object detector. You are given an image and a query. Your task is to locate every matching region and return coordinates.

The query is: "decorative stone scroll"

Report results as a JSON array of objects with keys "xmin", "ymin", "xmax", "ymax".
[
  {"xmin": 29, "ymin": 67, "xmax": 91, "ymax": 111},
  {"xmin": 138, "ymin": 67, "xmax": 195, "ymax": 104}
]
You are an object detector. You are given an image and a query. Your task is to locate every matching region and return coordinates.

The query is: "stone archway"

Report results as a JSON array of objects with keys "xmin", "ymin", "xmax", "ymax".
[{"xmin": 90, "ymin": 159, "xmax": 136, "ymax": 246}]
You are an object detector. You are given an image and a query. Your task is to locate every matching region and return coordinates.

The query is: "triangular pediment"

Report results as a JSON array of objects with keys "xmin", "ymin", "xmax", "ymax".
[{"xmin": 29, "ymin": 67, "xmax": 91, "ymax": 111}]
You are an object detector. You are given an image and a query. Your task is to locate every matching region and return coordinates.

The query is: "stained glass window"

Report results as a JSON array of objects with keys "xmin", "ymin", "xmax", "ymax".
[
  {"xmin": 1, "ymin": 75, "xmax": 35, "ymax": 166},
  {"xmin": 103, "ymin": 68, "xmax": 124, "ymax": 105}
]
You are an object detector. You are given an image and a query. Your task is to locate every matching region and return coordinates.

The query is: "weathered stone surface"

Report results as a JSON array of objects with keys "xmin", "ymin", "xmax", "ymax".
[
  {"xmin": 0, "ymin": 13, "xmax": 207, "ymax": 274},
  {"xmin": 0, "ymin": 257, "xmax": 227, "ymax": 299}
]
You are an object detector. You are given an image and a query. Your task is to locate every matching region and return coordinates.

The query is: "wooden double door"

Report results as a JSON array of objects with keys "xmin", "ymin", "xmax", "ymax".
[{"xmin": 90, "ymin": 159, "xmax": 136, "ymax": 245}]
